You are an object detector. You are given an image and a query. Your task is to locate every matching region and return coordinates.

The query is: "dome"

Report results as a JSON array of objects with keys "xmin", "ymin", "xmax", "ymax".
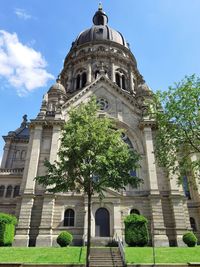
[
  {"xmin": 72, "ymin": 5, "xmax": 128, "ymax": 48},
  {"xmin": 48, "ymin": 78, "xmax": 66, "ymax": 94}
]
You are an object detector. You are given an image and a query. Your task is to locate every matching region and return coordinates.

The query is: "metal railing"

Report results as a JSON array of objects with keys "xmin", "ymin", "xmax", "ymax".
[
  {"xmin": 82, "ymin": 232, "xmax": 87, "ymax": 247},
  {"xmin": 113, "ymin": 232, "xmax": 126, "ymax": 266}
]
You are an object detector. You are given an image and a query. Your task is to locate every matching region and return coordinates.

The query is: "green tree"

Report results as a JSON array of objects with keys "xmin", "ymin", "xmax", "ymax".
[
  {"xmin": 35, "ymin": 98, "xmax": 141, "ymax": 267},
  {"xmin": 153, "ymin": 75, "xmax": 200, "ymax": 182}
]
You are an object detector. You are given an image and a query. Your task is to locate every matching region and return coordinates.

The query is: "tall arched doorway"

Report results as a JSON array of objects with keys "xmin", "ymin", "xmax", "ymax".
[{"xmin": 95, "ymin": 208, "xmax": 110, "ymax": 237}]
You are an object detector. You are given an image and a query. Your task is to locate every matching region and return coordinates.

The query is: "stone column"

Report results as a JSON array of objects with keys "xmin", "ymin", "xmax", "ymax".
[
  {"xmin": 14, "ymin": 124, "xmax": 42, "ymax": 246},
  {"xmin": 143, "ymin": 125, "xmax": 169, "ymax": 246},
  {"xmin": 170, "ymin": 195, "xmax": 190, "ymax": 246},
  {"xmin": 111, "ymin": 61, "xmax": 115, "ymax": 83},
  {"xmin": 113, "ymin": 201, "xmax": 122, "ymax": 239},
  {"xmin": 168, "ymin": 161, "xmax": 195, "ymax": 246},
  {"xmin": 67, "ymin": 68, "xmax": 73, "ymax": 92},
  {"xmin": 36, "ymin": 195, "xmax": 55, "ymax": 246},
  {"xmin": 36, "ymin": 124, "xmax": 61, "ymax": 247},
  {"xmin": 87, "ymin": 60, "xmax": 92, "ymax": 84},
  {"xmin": 129, "ymin": 68, "xmax": 134, "ymax": 93}
]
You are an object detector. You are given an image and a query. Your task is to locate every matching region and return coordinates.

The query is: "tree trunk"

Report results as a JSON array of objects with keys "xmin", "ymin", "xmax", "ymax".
[{"xmin": 86, "ymin": 192, "xmax": 92, "ymax": 267}]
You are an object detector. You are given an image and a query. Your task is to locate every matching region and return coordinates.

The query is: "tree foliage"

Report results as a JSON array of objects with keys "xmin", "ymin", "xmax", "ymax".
[
  {"xmin": 35, "ymin": 97, "xmax": 141, "ymax": 267},
  {"xmin": 36, "ymin": 98, "xmax": 141, "ymax": 195},
  {"xmin": 153, "ymin": 75, "xmax": 200, "ymax": 182},
  {"xmin": 0, "ymin": 213, "xmax": 17, "ymax": 246}
]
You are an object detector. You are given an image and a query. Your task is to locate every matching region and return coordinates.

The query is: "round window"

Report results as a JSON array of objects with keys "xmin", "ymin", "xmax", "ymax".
[{"xmin": 96, "ymin": 98, "xmax": 109, "ymax": 111}]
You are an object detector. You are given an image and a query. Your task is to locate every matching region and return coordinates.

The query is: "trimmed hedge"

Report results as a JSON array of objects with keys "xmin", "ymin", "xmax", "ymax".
[
  {"xmin": 124, "ymin": 213, "xmax": 149, "ymax": 247},
  {"xmin": 0, "ymin": 213, "xmax": 17, "ymax": 246},
  {"xmin": 57, "ymin": 231, "xmax": 73, "ymax": 247},
  {"xmin": 183, "ymin": 232, "xmax": 197, "ymax": 247}
]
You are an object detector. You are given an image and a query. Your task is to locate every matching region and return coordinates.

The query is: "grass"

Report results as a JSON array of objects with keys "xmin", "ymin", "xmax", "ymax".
[
  {"xmin": 125, "ymin": 246, "xmax": 200, "ymax": 264},
  {"xmin": 0, "ymin": 247, "xmax": 86, "ymax": 264}
]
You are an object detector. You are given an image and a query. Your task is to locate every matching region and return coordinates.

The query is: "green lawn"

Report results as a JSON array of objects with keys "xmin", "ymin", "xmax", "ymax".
[
  {"xmin": 0, "ymin": 247, "xmax": 86, "ymax": 264},
  {"xmin": 126, "ymin": 247, "xmax": 200, "ymax": 264}
]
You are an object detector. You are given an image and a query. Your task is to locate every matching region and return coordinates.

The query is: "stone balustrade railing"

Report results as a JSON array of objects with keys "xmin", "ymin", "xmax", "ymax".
[{"xmin": 0, "ymin": 168, "xmax": 24, "ymax": 175}]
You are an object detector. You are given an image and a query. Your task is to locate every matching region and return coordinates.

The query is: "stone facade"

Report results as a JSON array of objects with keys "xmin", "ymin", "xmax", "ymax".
[{"xmin": 0, "ymin": 6, "xmax": 200, "ymax": 247}]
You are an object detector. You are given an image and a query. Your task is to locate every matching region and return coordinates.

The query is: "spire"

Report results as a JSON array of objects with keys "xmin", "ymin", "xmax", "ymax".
[
  {"xmin": 93, "ymin": 3, "xmax": 108, "ymax": 25},
  {"xmin": 98, "ymin": 2, "xmax": 103, "ymax": 11}
]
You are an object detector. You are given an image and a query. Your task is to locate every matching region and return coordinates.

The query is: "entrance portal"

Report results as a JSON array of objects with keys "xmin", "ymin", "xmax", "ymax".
[{"xmin": 95, "ymin": 208, "xmax": 110, "ymax": 237}]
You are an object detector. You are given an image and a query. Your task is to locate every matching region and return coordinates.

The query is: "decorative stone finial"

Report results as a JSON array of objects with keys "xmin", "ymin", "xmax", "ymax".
[
  {"xmin": 56, "ymin": 75, "xmax": 61, "ymax": 83},
  {"xmin": 21, "ymin": 114, "xmax": 28, "ymax": 128},
  {"xmin": 98, "ymin": 2, "xmax": 103, "ymax": 10}
]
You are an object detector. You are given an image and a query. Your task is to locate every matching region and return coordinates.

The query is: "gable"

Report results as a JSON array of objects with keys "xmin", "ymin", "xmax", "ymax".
[{"xmin": 62, "ymin": 75, "xmax": 142, "ymax": 119}]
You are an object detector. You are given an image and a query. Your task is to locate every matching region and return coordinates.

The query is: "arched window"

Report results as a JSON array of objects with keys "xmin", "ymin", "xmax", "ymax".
[
  {"xmin": 183, "ymin": 176, "xmax": 191, "ymax": 199},
  {"xmin": 13, "ymin": 185, "xmax": 20, "ymax": 198},
  {"xmin": 5, "ymin": 185, "xmax": 13, "ymax": 198},
  {"xmin": 190, "ymin": 217, "xmax": 197, "ymax": 232},
  {"xmin": 82, "ymin": 72, "xmax": 87, "ymax": 88},
  {"xmin": 122, "ymin": 75, "xmax": 126, "ymax": 90},
  {"xmin": 121, "ymin": 133, "xmax": 137, "ymax": 179},
  {"xmin": 116, "ymin": 73, "xmax": 120, "ymax": 87},
  {"xmin": 0, "ymin": 185, "xmax": 5, "ymax": 197},
  {"xmin": 130, "ymin": 209, "xmax": 140, "ymax": 215},
  {"xmin": 76, "ymin": 74, "xmax": 80, "ymax": 90},
  {"xmin": 64, "ymin": 209, "xmax": 75, "ymax": 227}
]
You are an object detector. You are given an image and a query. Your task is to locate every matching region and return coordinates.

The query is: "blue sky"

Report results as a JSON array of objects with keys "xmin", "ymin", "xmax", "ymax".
[{"xmin": 0, "ymin": 0, "xmax": 200, "ymax": 163}]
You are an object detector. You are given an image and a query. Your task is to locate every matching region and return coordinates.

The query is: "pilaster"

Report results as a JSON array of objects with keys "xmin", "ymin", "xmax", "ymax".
[
  {"xmin": 143, "ymin": 124, "xmax": 168, "ymax": 246},
  {"xmin": 1, "ymin": 141, "xmax": 11, "ymax": 168},
  {"xmin": 14, "ymin": 125, "xmax": 42, "ymax": 246},
  {"xmin": 14, "ymin": 195, "xmax": 34, "ymax": 246},
  {"xmin": 113, "ymin": 201, "xmax": 122, "ymax": 239},
  {"xmin": 36, "ymin": 124, "xmax": 61, "ymax": 246}
]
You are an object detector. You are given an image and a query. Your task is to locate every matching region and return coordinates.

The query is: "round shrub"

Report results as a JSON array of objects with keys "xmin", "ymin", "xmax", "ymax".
[
  {"xmin": 0, "ymin": 213, "xmax": 17, "ymax": 247},
  {"xmin": 183, "ymin": 232, "xmax": 197, "ymax": 247},
  {"xmin": 124, "ymin": 214, "xmax": 149, "ymax": 247},
  {"xmin": 57, "ymin": 231, "xmax": 73, "ymax": 247}
]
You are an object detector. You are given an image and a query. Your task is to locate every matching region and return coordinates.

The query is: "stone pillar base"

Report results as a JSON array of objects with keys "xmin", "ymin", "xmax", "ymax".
[
  {"xmin": 154, "ymin": 234, "xmax": 169, "ymax": 247},
  {"xmin": 14, "ymin": 235, "xmax": 29, "ymax": 247},
  {"xmin": 36, "ymin": 235, "xmax": 53, "ymax": 247},
  {"xmin": 176, "ymin": 235, "xmax": 187, "ymax": 247}
]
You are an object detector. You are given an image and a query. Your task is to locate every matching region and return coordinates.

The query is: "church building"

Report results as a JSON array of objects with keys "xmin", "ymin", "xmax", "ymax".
[{"xmin": 0, "ymin": 5, "xmax": 199, "ymax": 247}]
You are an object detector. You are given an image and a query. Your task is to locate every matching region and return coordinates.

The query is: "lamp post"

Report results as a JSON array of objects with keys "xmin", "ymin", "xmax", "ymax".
[{"xmin": 151, "ymin": 220, "xmax": 156, "ymax": 266}]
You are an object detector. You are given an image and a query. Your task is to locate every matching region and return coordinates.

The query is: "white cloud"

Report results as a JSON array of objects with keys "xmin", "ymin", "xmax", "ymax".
[
  {"xmin": 14, "ymin": 8, "xmax": 32, "ymax": 20},
  {"xmin": 0, "ymin": 30, "xmax": 54, "ymax": 96}
]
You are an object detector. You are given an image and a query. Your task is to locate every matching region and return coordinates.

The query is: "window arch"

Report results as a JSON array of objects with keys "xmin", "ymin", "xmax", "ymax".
[
  {"xmin": 13, "ymin": 185, "xmax": 20, "ymax": 198},
  {"xmin": 130, "ymin": 209, "xmax": 140, "ymax": 215},
  {"xmin": 82, "ymin": 72, "xmax": 87, "ymax": 88},
  {"xmin": 5, "ymin": 185, "xmax": 13, "ymax": 198},
  {"xmin": 115, "ymin": 73, "xmax": 120, "ymax": 87},
  {"xmin": 183, "ymin": 176, "xmax": 191, "ymax": 199},
  {"xmin": 190, "ymin": 217, "xmax": 197, "ymax": 232},
  {"xmin": 64, "ymin": 209, "xmax": 75, "ymax": 227},
  {"xmin": 0, "ymin": 185, "xmax": 5, "ymax": 197},
  {"xmin": 122, "ymin": 75, "xmax": 126, "ymax": 90},
  {"xmin": 76, "ymin": 74, "xmax": 80, "ymax": 90},
  {"xmin": 115, "ymin": 69, "xmax": 127, "ymax": 90}
]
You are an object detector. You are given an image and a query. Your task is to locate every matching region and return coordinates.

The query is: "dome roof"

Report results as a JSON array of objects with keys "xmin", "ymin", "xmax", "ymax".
[
  {"xmin": 48, "ymin": 78, "xmax": 66, "ymax": 94},
  {"xmin": 73, "ymin": 5, "xmax": 128, "ymax": 48}
]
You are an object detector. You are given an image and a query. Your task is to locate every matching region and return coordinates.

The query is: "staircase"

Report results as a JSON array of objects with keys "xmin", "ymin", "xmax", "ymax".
[{"xmin": 90, "ymin": 247, "xmax": 124, "ymax": 267}]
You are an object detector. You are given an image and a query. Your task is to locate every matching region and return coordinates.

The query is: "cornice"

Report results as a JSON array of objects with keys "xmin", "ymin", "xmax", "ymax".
[{"xmin": 29, "ymin": 119, "xmax": 65, "ymax": 129}]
